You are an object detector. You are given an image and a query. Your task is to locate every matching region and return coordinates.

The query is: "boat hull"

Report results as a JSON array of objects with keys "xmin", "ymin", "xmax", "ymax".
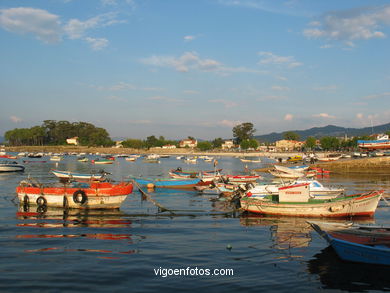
[
  {"xmin": 51, "ymin": 170, "xmax": 105, "ymax": 181},
  {"xmin": 240, "ymin": 191, "xmax": 383, "ymax": 218},
  {"xmin": 330, "ymin": 237, "xmax": 390, "ymax": 265},
  {"xmin": 309, "ymin": 221, "xmax": 390, "ymax": 265},
  {"xmin": 0, "ymin": 165, "xmax": 25, "ymax": 172},
  {"xmin": 358, "ymin": 139, "xmax": 390, "ymax": 150},
  {"xmin": 16, "ymin": 182, "xmax": 133, "ymax": 209}
]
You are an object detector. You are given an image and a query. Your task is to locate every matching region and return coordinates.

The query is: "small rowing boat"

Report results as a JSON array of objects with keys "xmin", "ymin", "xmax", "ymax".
[
  {"xmin": 308, "ymin": 221, "xmax": 390, "ymax": 265},
  {"xmin": 51, "ymin": 169, "xmax": 108, "ymax": 181},
  {"xmin": 0, "ymin": 160, "xmax": 25, "ymax": 172}
]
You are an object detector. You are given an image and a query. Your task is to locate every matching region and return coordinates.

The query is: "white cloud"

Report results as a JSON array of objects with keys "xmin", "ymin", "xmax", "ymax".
[
  {"xmin": 140, "ymin": 51, "xmax": 262, "ymax": 75},
  {"xmin": 0, "ymin": 7, "xmax": 125, "ymax": 50},
  {"xmin": 140, "ymin": 52, "xmax": 220, "ymax": 73},
  {"xmin": 10, "ymin": 115, "xmax": 22, "ymax": 123},
  {"xmin": 108, "ymin": 82, "xmax": 137, "ymax": 91},
  {"xmin": 363, "ymin": 92, "xmax": 390, "ymax": 99},
  {"xmin": 147, "ymin": 96, "xmax": 181, "ymax": 103},
  {"xmin": 129, "ymin": 119, "xmax": 152, "ymax": 125},
  {"xmin": 101, "ymin": 0, "xmax": 117, "ymax": 5},
  {"xmin": 320, "ymin": 44, "xmax": 333, "ymax": 49},
  {"xmin": 63, "ymin": 12, "xmax": 124, "ymax": 50},
  {"xmin": 312, "ymin": 113, "xmax": 336, "ymax": 119},
  {"xmin": 184, "ymin": 35, "xmax": 196, "ymax": 41},
  {"xmin": 105, "ymin": 95, "xmax": 126, "ymax": 102},
  {"xmin": 85, "ymin": 37, "xmax": 109, "ymax": 50},
  {"xmin": 303, "ymin": 5, "xmax": 390, "ymax": 44},
  {"xmin": 284, "ymin": 114, "xmax": 293, "ymax": 121},
  {"xmin": 276, "ymin": 75, "xmax": 288, "ymax": 81},
  {"xmin": 183, "ymin": 90, "xmax": 199, "ymax": 95},
  {"xmin": 209, "ymin": 99, "xmax": 237, "ymax": 108},
  {"xmin": 258, "ymin": 51, "xmax": 303, "ymax": 68},
  {"xmin": 218, "ymin": 119, "xmax": 242, "ymax": 127},
  {"xmin": 217, "ymin": 0, "xmax": 309, "ymax": 17},
  {"xmin": 0, "ymin": 7, "xmax": 62, "ymax": 43},
  {"xmin": 356, "ymin": 113, "xmax": 364, "ymax": 119},
  {"xmin": 313, "ymin": 85, "xmax": 339, "ymax": 91},
  {"xmin": 64, "ymin": 13, "xmax": 120, "ymax": 40},
  {"xmin": 258, "ymin": 95, "xmax": 287, "ymax": 101},
  {"xmin": 92, "ymin": 82, "xmax": 164, "ymax": 92},
  {"xmin": 271, "ymin": 85, "xmax": 290, "ymax": 91}
]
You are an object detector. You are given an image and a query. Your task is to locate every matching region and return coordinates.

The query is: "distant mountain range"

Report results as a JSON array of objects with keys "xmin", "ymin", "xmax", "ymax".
[
  {"xmin": 0, "ymin": 136, "xmax": 3, "ymax": 143},
  {"xmin": 254, "ymin": 123, "xmax": 390, "ymax": 142}
]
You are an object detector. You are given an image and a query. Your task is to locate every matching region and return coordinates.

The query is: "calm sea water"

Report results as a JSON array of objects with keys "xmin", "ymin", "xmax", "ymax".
[{"xmin": 1, "ymin": 154, "xmax": 390, "ymax": 292}]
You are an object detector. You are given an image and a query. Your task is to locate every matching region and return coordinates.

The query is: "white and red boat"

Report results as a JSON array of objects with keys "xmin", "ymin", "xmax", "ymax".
[
  {"xmin": 358, "ymin": 134, "xmax": 390, "ymax": 150},
  {"xmin": 16, "ymin": 178, "xmax": 133, "ymax": 209},
  {"xmin": 51, "ymin": 169, "xmax": 108, "ymax": 181}
]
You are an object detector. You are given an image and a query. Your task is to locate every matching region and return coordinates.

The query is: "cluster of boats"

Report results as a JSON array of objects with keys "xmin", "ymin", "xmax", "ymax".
[
  {"xmin": 4, "ymin": 147, "xmax": 390, "ymax": 266},
  {"xmin": 126, "ymin": 163, "xmax": 385, "ymax": 221}
]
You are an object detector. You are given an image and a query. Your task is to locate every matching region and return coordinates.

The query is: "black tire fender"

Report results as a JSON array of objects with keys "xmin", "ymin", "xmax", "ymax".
[
  {"xmin": 73, "ymin": 190, "xmax": 87, "ymax": 204},
  {"xmin": 36, "ymin": 196, "xmax": 47, "ymax": 206}
]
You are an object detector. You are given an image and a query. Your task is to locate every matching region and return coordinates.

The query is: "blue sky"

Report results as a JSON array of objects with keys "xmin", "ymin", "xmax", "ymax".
[{"xmin": 1, "ymin": 0, "xmax": 389, "ymax": 140}]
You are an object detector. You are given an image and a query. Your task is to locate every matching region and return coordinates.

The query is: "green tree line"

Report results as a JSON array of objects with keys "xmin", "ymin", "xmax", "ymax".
[{"xmin": 5, "ymin": 120, "xmax": 114, "ymax": 147}]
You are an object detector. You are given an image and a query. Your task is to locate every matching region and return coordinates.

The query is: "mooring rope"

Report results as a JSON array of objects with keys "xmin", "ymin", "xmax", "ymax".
[
  {"xmin": 131, "ymin": 180, "xmax": 176, "ymax": 215},
  {"xmin": 381, "ymin": 195, "xmax": 390, "ymax": 206}
]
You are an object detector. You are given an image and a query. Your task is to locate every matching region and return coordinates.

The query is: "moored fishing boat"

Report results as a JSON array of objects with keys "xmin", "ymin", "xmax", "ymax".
[
  {"xmin": 240, "ymin": 183, "xmax": 383, "ymax": 217},
  {"xmin": 169, "ymin": 168, "xmax": 223, "ymax": 179},
  {"xmin": 240, "ymin": 158, "xmax": 262, "ymax": 163},
  {"xmin": 317, "ymin": 153, "xmax": 342, "ymax": 162},
  {"xmin": 50, "ymin": 155, "xmax": 62, "ymax": 161},
  {"xmin": 194, "ymin": 182, "xmax": 236, "ymax": 196},
  {"xmin": 0, "ymin": 160, "xmax": 25, "ymax": 172},
  {"xmin": 270, "ymin": 165, "xmax": 316, "ymax": 179},
  {"xmin": 77, "ymin": 156, "xmax": 89, "ymax": 162},
  {"xmin": 358, "ymin": 134, "xmax": 390, "ymax": 150},
  {"xmin": 51, "ymin": 169, "xmax": 108, "ymax": 181},
  {"xmin": 91, "ymin": 158, "xmax": 113, "ymax": 164},
  {"xmin": 224, "ymin": 174, "xmax": 261, "ymax": 183},
  {"xmin": 308, "ymin": 221, "xmax": 390, "ymax": 265},
  {"xmin": 125, "ymin": 156, "xmax": 137, "ymax": 161},
  {"xmin": 245, "ymin": 179, "xmax": 344, "ymax": 200},
  {"xmin": 287, "ymin": 155, "xmax": 303, "ymax": 162},
  {"xmin": 16, "ymin": 178, "xmax": 133, "ymax": 209}
]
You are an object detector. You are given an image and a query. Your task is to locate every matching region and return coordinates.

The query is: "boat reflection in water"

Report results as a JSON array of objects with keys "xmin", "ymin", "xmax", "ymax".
[
  {"xmin": 308, "ymin": 246, "xmax": 390, "ymax": 291},
  {"xmin": 240, "ymin": 215, "xmax": 313, "ymax": 250},
  {"xmin": 16, "ymin": 205, "xmax": 142, "ymax": 258},
  {"xmin": 17, "ymin": 205, "xmax": 133, "ymax": 228},
  {"xmin": 239, "ymin": 214, "xmax": 376, "ymax": 266}
]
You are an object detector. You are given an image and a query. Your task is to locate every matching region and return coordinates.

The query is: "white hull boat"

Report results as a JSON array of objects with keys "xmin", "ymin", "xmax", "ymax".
[{"xmin": 0, "ymin": 161, "xmax": 25, "ymax": 172}]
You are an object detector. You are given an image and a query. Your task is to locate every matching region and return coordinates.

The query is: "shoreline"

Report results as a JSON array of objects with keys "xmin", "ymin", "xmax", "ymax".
[
  {"xmin": 4, "ymin": 145, "xmax": 390, "ymax": 174},
  {"xmin": 4, "ymin": 145, "xmax": 301, "ymax": 158}
]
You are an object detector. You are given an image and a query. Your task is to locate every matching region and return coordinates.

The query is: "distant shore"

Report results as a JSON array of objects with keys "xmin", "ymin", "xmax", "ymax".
[
  {"xmin": 4, "ymin": 145, "xmax": 301, "ymax": 158},
  {"xmin": 4, "ymin": 145, "xmax": 390, "ymax": 174}
]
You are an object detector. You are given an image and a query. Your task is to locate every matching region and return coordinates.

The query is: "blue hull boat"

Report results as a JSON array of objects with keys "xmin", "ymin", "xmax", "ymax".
[
  {"xmin": 309, "ymin": 221, "xmax": 390, "ymax": 265},
  {"xmin": 330, "ymin": 236, "xmax": 390, "ymax": 265}
]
